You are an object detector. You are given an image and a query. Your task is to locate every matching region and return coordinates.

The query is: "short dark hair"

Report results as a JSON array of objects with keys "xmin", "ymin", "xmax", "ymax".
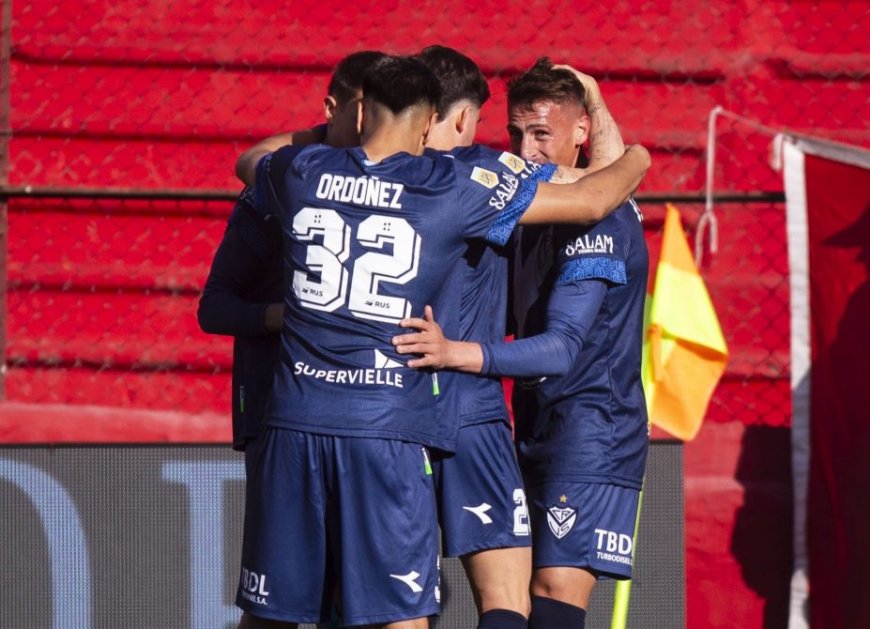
[
  {"xmin": 328, "ymin": 50, "xmax": 389, "ymax": 105},
  {"xmin": 417, "ymin": 45, "xmax": 490, "ymax": 117},
  {"xmin": 507, "ymin": 57, "xmax": 585, "ymax": 111},
  {"xmin": 362, "ymin": 55, "xmax": 442, "ymax": 115}
]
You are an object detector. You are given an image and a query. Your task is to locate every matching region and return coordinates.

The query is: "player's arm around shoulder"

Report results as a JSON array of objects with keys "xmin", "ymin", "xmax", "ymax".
[
  {"xmin": 235, "ymin": 127, "xmax": 324, "ymax": 187},
  {"xmin": 521, "ymin": 145, "xmax": 650, "ymax": 226}
]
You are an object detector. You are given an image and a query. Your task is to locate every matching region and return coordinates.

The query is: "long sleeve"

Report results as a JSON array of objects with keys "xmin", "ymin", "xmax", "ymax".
[
  {"xmin": 197, "ymin": 202, "xmax": 280, "ymax": 336},
  {"xmin": 480, "ymin": 279, "xmax": 607, "ymax": 378}
]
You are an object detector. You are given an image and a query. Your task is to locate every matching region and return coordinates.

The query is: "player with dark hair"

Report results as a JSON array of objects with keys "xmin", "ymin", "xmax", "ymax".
[
  {"xmin": 197, "ymin": 50, "xmax": 387, "ymax": 462},
  {"xmin": 234, "ymin": 54, "xmax": 649, "ymax": 628},
  {"xmin": 417, "ymin": 44, "xmax": 490, "ymax": 146},
  {"xmin": 200, "ymin": 52, "xmax": 386, "ymax": 629},
  {"xmin": 414, "ymin": 47, "xmax": 627, "ymax": 629},
  {"xmin": 394, "ymin": 58, "xmax": 649, "ymax": 629},
  {"xmin": 324, "ymin": 51, "xmax": 389, "ymax": 145}
]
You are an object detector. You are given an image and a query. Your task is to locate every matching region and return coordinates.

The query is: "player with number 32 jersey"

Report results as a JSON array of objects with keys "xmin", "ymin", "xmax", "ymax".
[{"xmin": 252, "ymin": 142, "xmax": 554, "ymax": 452}]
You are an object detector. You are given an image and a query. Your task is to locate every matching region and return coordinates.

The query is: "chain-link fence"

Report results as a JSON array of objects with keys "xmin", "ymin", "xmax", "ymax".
[{"xmin": 1, "ymin": 0, "xmax": 868, "ymax": 425}]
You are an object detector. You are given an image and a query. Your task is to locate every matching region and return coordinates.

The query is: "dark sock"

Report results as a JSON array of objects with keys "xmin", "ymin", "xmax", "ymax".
[
  {"xmin": 528, "ymin": 595, "xmax": 586, "ymax": 629},
  {"xmin": 477, "ymin": 608, "xmax": 528, "ymax": 629}
]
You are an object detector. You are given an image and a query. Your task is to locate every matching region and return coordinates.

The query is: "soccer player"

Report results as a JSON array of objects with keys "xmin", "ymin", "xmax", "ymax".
[
  {"xmin": 233, "ymin": 55, "xmax": 649, "ymax": 628},
  {"xmin": 197, "ymin": 50, "xmax": 387, "ymax": 463},
  {"xmin": 416, "ymin": 46, "xmax": 626, "ymax": 629},
  {"xmin": 394, "ymin": 59, "xmax": 649, "ymax": 629}
]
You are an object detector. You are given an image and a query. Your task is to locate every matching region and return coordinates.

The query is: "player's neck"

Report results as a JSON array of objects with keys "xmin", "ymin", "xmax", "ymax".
[{"xmin": 361, "ymin": 126, "xmax": 425, "ymax": 163}]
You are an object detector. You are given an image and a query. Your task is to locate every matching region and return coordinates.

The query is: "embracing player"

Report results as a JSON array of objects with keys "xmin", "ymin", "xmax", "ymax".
[
  {"xmin": 395, "ymin": 59, "xmax": 649, "ymax": 629},
  {"xmin": 415, "ymin": 46, "xmax": 626, "ymax": 629},
  {"xmin": 198, "ymin": 50, "xmax": 387, "ymax": 463},
  {"xmin": 233, "ymin": 55, "xmax": 649, "ymax": 628}
]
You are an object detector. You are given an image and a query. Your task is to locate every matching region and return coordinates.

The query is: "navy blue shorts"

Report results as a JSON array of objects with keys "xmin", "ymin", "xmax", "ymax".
[
  {"xmin": 237, "ymin": 426, "xmax": 441, "ymax": 625},
  {"xmin": 526, "ymin": 480, "xmax": 639, "ymax": 579},
  {"xmin": 434, "ymin": 421, "xmax": 531, "ymax": 557}
]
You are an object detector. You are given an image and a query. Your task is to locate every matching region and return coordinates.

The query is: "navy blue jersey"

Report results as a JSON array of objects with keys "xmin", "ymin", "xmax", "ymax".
[
  {"xmin": 512, "ymin": 200, "xmax": 650, "ymax": 489},
  {"xmin": 448, "ymin": 146, "xmax": 555, "ymax": 427},
  {"xmin": 198, "ymin": 189, "xmax": 283, "ymax": 450},
  {"xmin": 253, "ymin": 144, "xmax": 542, "ymax": 451}
]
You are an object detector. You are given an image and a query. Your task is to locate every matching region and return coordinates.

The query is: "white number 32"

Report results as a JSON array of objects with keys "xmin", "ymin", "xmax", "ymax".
[{"xmin": 292, "ymin": 208, "xmax": 422, "ymax": 323}]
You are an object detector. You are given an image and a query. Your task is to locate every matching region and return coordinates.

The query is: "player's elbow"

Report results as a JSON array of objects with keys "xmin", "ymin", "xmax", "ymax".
[
  {"xmin": 548, "ymin": 334, "xmax": 584, "ymax": 376},
  {"xmin": 197, "ymin": 296, "xmax": 220, "ymax": 335},
  {"xmin": 546, "ymin": 355, "xmax": 573, "ymax": 377},
  {"xmin": 635, "ymin": 144, "xmax": 652, "ymax": 171},
  {"xmin": 235, "ymin": 150, "xmax": 261, "ymax": 187}
]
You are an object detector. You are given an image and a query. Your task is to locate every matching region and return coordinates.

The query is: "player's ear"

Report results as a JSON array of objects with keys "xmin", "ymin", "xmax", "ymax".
[
  {"xmin": 455, "ymin": 106, "xmax": 470, "ymax": 134},
  {"xmin": 575, "ymin": 113, "xmax": 591, "ymax": 147},
  {"xmin": 421, "ymin": 110, "xmax": 439, "ymax": 145},
  {"xmin": 456, "ymin": 105, "xmax": 480, "ymax": 144},
  {"xmin": 324, "ymin": 95, "xmax": 338, "ymax": 123},
  {"xmin": 356, "ymin": 99, "xmax": 366, "ymax": 137}
]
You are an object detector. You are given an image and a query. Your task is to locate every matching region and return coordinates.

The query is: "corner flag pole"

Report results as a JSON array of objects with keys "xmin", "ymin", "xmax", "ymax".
[{"xmin": 610, "ymin": 488, "xmax": 644, "ymax": 629}]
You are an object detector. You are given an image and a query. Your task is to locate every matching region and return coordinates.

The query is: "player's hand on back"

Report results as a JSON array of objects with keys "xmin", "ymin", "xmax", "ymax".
[
  {"xmin": 393, "ymin": 306, "xmax": 450, "ymax": 369},
  {"xmin": 394, "ymin": 306, "xmax": 486, "ymax": 373}
]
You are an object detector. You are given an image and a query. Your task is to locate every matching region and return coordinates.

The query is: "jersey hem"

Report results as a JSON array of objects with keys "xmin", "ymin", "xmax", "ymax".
[
  {"xmin": 444, "ymin": 536, "xmax": 533, "ymax": 558},
  {"xmin": 235, "ymin": 603, "xmax": 324, "ymax": 625},
  {"xmin": 343, "ymin": 604, "xmax": 441, "ymax": 626},
  {"xmin": 264, "ymin": 417, "xmax": 459, "ymax": 453},
  {"xmin": 531, "ymin": 559, "xmax": 632, "ymax": 580},
  {"xmin": 522, "ymin": 474, "xmax": 643, "ymax": 491},
  {"xmin": 459, "ymin": 412, "xmax": 511, "ymax": 427}
]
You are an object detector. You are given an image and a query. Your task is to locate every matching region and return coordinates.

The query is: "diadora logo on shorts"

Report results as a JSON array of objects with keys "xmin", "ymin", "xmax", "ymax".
[
  {"xmin": 594, "ymin": 528, "xmax": 634, "ymax": 566},
  {"xmin": 463, "ymin": 502, "xmax": 493, "ymax": 524},
  {"xmin": 239, "ymin": 567, "xmax": 270, "ymax": 606},
  {"xmin": 390, "ymin": 571, "xmax": 424, "ymax": 593},
  {"xmin": 546, "ymin": 496, "xmax": 577, "ymax": 539}
]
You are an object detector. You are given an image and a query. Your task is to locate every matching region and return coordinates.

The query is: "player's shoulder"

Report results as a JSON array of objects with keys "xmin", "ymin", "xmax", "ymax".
[
  {"xmin": 231, "ymin": 187, "xmax": 270, "ymax": 227},
  {"xmin": 607, "ymin": 198, "xmax": 645, "ymax": 240},
  {"xmin": 280, "ymin": 143, "xmax": 359, "ymax": 170},
  {"xmin": 615, "ymin": 198, "xmax": 643, "ymax": 224},
  {"xmin": 261, "ymin": 143, "xmax": 329, "ymax": 179},
  {"xmin": 584, "ymin": 198, "xmax": 642, "ymax": 236},
  {"xmin": 373, "ymin": 149, "xmax": 456, "ymax": 189},
  {"xmin": 447, "ymin": 145, "xmax": 542, "ymax": 178}
]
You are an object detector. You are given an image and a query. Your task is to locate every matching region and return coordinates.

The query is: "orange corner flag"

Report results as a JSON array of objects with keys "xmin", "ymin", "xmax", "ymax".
[{"xmin": 641, "ymin": 204, "xmax": 728, "ymax": 441}]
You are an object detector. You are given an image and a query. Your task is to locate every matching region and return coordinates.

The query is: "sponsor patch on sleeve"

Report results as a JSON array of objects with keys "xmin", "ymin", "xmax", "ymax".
[
  {"xmin": 470, "ymin": 166, "xmax": 500, "ymax": 189},
  {"xmin": 498, "ymin": 152, "xmax": 528, "ymax": 175}
]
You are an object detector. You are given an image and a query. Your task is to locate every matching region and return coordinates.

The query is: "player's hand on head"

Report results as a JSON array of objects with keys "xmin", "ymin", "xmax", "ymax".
[
  {"xmin": 553, "ymin": 63, "xmax": 601, "ymax": 102},
  {"xmin": 392, "ymin": 305, "xmax": 449, "ymax": 369}
]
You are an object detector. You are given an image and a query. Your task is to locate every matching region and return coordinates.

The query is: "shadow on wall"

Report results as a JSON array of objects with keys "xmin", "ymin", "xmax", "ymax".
[
  {"xmin": 730, "ymin": 424, "xmax": 794, "ymax": 629},
  {"xmin": 808, "ymin": 205, "xmax": 870, "ymax": 629}
]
